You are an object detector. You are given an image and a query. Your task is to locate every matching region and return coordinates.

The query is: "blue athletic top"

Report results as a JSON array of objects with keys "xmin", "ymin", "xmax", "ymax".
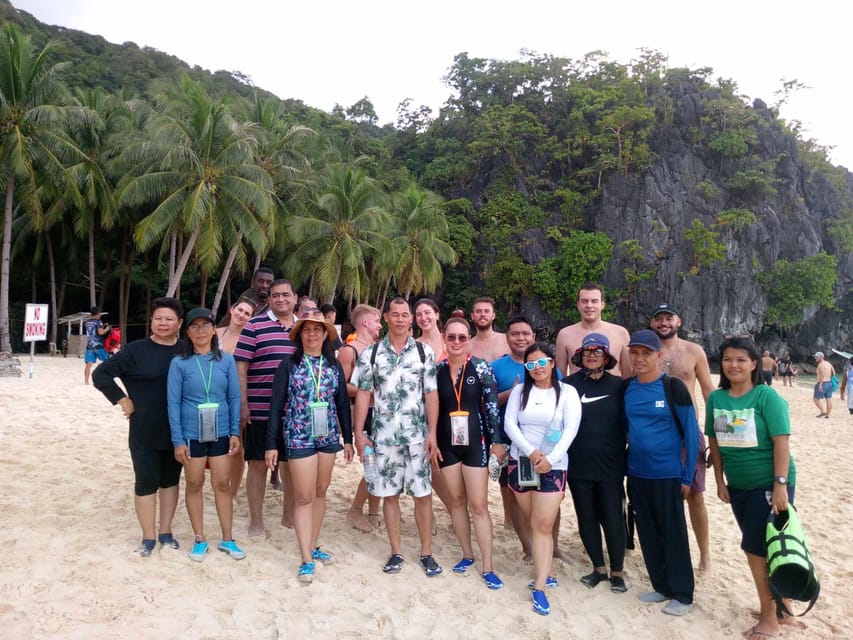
[
  {"xmin": 623, "ymin": 374, "xmax": 698, "ymax": 484},
  {"xmin": 167, "ymin": 351, "xmax": 241, "ymax": 446}
]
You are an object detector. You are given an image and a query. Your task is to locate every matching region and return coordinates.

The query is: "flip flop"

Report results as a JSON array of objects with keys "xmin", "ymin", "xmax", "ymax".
[{"xmin": 742, "ymin": 626, "xmax": 781, "ymax": 639}]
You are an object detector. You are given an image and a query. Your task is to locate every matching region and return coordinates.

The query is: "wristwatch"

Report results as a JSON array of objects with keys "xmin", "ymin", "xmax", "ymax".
[{"xmin": 775, "ymin": 476, "xmax": 788, "ymax": 485}]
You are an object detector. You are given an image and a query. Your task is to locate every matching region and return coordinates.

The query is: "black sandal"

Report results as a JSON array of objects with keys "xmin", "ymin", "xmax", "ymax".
[{"xmin": 580, "ymin": 570, "xmax": 609, "ymax": 588}]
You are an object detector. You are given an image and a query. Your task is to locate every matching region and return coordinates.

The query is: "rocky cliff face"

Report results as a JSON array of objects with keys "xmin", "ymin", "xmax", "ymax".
[{"xmin": 513, "ymin": 82, "xmax": 852, "ymax": 362}]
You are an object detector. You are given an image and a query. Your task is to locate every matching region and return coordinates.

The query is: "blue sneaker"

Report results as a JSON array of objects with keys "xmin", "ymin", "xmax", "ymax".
[
  {"xmin": 531, "ymin": 589, "xmax": 550, "ymax": 615},
  {"xmin": 298, "ymin": 561, "xmax": 315, "ymax": 583},
  {"xmin": 188, "ymin": 539, "xmax": 209, "ymax": 562},
  {"xmin": 528, "ymin": 575, "xmax": 558, "ymax": 589},
  {"xmin": 135, "ymin": 539, "xmax": 156, "ymax": 557},
  {"xmin": 311, "ymin": 547, "xmax": 333, "ymax": 565},
  {"xmin": 482, "ymin": 571, "xmax": 504, "ymax": 590},
  {"xmin": 218, "ymin": 540, "xmax": 247, "ymax": 560},
  {"xmin": 452, "ymin": 557, "xmax": 475, "ymax": 574}
]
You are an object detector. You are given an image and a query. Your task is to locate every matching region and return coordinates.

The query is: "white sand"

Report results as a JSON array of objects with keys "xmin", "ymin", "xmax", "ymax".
[{"xmin": 0, "ymin": 355, "xmax": 849, "ymax": 639}]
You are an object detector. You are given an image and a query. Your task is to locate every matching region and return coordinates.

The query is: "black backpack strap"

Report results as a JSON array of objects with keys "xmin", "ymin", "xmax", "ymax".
[
  {"xmin": 370, "ymin": 342, "xmax": 379, "ymax": 367},
  {"xmin": 416, "ymin": 340, "xmax": 425, "ymax": 363},
  {"xmin": 661, "ymin": 374, "xmax": 685, "ymax": 439}
]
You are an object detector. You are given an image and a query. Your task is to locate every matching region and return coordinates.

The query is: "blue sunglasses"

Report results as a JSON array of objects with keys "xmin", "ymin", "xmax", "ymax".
[{"xmin": 524, "ymin": 357, "xmax": 553, "ymax": 371}]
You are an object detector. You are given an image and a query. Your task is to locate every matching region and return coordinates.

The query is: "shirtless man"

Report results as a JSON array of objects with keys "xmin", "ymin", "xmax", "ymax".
[
  {"xmin": 649, "ymin": 303, "xmax": 714, "ymax": 571},
  {"xmin": 761, "ymin": 351, "xmax": 776, "ymax": 386},
  {"xmin": 813, "ymin": 351, "xmax": 835, "ymax": 418},
  {"xmin": 555, "ymin": 283, "xmax": 631, "ymax": 377},
  {"xmin": 339, "ymin": 304, "xmax": 383, "ymax": 532},
  {"xmin": 469, "ymin": 296, "xmax": 509, "ymax": 362}
]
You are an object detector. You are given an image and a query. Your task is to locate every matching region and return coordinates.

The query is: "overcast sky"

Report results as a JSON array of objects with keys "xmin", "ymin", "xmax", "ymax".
[{"xmin": 12, "ymin": 0, "xmax": 852, "ymax": 169}]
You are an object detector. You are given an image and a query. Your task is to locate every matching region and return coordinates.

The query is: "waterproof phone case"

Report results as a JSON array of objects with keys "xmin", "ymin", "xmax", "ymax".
[
  {"xmin": 198, "ymin": 402, "xmax": 219, "ymax": 442},
  {"xmin": 449, "ymin": 410, "xmax": 470, "ymax": 446},
  {"xmin": 517, "ymin": 455, "xmax": 540, "ymax": 488},
  {"xmin": 310, "ymin": 401, "xmax": 330, "ymax": 438}
]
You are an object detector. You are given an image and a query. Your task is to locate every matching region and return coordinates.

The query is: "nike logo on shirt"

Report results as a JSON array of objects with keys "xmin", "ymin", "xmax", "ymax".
[{"xmin": 581, "ymin": 394, "xmax": 609, "ymax": 403}]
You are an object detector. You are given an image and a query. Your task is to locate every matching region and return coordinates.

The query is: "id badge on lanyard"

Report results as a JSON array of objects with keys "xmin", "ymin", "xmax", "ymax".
[{"xmin": 450, "ymin": 359, "xmax": 471, "ymax": 446}]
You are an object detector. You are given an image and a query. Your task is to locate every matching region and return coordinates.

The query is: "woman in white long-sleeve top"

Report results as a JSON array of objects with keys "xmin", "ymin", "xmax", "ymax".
[{"xmin": 504, "ymin": 342, "xmax": 581, "ymax": 616}]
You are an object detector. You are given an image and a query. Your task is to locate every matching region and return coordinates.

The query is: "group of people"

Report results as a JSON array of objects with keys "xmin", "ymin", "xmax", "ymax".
[{"xmin": 90, "ymin": 273, "xmax": 805, "ymax": 637}]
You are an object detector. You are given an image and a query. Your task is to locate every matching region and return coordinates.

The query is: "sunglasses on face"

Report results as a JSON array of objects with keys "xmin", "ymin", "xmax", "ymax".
[
  {"xmin": 582, "ymin": 348, "xmax": 605, "ymax": 357},
  {"xmin": 524, "ymin": 357, "xmax": 552, "ymax": 371},
  {"xmin": 445, "ymin": 334, "xmax": 468, "ymax": 343}
]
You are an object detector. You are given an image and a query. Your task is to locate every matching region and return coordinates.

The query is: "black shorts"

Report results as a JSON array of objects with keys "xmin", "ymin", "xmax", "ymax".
[
  {"xmin": 188, "ymin": 435, "xmax": 230, "ymax": 458},
  {"xmin": 243, "ymin": 420, "xmax": 280, "ymax": 461},
  {"xmin": 729, "ymin": 485, "xmax": 796, "ymax": 556},
  {"xmin": 761, "ymin": 371, "xmax": 773, "ymax": 385},
  {"xmin": 437, "ymin": 439, "xmax": 488, "ymax": 469},
  {"xmin": 130, "ymin": 447, "xmax": 182, "ymax": 496},
  {"xmin": 287, "ymin": 443, "xmax": 343, "ymax": 460}
]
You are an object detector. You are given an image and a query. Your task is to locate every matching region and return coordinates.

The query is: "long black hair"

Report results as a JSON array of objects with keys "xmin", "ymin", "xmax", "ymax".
[
  {"xmin": 718, "ymin": 336, "xmax": 762, "ymax": 389},
  {"xmin": 521, "ymin": 342, "xmax": 561, "ymax": 409}
]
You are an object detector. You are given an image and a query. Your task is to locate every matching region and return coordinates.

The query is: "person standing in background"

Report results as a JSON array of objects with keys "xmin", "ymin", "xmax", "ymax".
[{"xmin": 83, "ymin": 307, "xmax": 110, "ymax": 384}]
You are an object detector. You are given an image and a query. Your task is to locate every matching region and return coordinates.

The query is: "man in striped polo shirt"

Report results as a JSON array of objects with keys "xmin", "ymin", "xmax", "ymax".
[{"xmin": 235, "ymin": 278, "xmax": 299, "ymax": 537}]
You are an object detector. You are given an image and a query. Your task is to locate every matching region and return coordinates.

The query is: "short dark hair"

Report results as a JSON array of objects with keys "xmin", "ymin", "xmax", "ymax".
[
  {"xmin": 255, "ymin": 265, "xmax": 274, "ymax": 277},
  {"xmin": 472, "ymin": 296, "xmax": 496, "ymax": 308},
  {"xmin": 718, "ymin": 337, "xmax": 763, "ymax": 389},
  {"xmin": 320, "ymin": 303, "xmax": 336, "ymax": 315},
  {"xmin": 577, "ymin": 282, "xmax": 605, "ymax": 299},
  {"xmin": 384, "ymin": 297, "xmax": 410, "ymax": 313},
  {"xmin": 270, "ymin": 278, "xmax": 294, "ymax": 292},
  {"xmin": 151, "ymin": 297, "xmax": 184, "ymax": 319},
  {"xmin": 90, "ymin": 306, "xmax": 100, "ymax": 316},
  {"xmin": 506, "ymin": 315, "xmax": 533, "ymax": 331}
]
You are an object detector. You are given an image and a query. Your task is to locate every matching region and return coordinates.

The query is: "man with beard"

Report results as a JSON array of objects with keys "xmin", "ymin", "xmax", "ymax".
[
  {"xmin": 469, "ymin": 297, "xmax": 509, "ymax": 362},
  {"xmin": 649, "ymin": 303, "xmax": 714, "ymax": 571}
]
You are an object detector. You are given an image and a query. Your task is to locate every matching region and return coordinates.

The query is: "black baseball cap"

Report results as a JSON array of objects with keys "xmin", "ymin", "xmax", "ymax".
[{"xmin": 651, "ymin": 303, "xmax": 679, "ymax": 318}]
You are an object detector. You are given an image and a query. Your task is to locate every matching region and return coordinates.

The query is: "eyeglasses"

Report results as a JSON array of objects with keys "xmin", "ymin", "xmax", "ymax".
[
  {"xmin": 524, "ymin": 357, "xmax": 552, "ymax": 371},
  {"xmin": 445, "ymin": 334, "xmax": 468, "ymax": 343},
  {"xmin": 582, "ymin": 348, "xmax": 605, "ymax": 357}
]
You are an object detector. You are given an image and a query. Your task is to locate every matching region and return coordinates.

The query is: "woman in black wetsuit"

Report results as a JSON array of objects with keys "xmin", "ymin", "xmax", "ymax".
[
  {"xmin": 565, "ymin": 332, "xmax": 628, "ymax": 593},
  {"xmin": 435, "ymin": 317, "xmax": 505, "ymax": 590}
]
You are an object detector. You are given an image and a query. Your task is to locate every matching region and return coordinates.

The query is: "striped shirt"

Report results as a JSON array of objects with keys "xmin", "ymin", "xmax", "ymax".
[{"xmin": 233, "ymin": 310, "xmax": 297, "ymax": 422}]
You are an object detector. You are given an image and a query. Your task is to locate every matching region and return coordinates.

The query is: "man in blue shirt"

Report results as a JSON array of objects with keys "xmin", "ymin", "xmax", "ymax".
[
  {"xmin": 84, "ymin": 306, "xmax": 110, "ymax": 384},
  {"xmin": 624, "ymin": 329, "xmax": 698, "ymax": 616}
]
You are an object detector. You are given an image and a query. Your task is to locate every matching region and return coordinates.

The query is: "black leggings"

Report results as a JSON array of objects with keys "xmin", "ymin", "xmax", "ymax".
[{"xmin": 569, "ymin": 478, "xmax": 626, "ymax": 572}]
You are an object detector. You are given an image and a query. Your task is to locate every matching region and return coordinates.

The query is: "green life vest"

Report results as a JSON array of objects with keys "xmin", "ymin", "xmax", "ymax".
[{"xmin": 765, "ymin": 505, "xmax": 820, "ymax": 616}]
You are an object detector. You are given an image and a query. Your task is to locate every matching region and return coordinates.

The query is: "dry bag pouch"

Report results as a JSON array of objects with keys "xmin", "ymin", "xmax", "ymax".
[
  {"xmin": 198, "ymin": 402, "xmax": 219, "ymax": 443},
  {"xmin": 766, "ymin": 505, "xmax": 820, "ymax": 616},
  {"xmin": 450, "ymin": 410, "xmax": 470, "ymax": 446},
  {"xmin": 309, "ymin": 401, "xmax": 330, "ymax": 438},
  {"xmin": 517, "ymin": 455, "xmax": 540, "ymax": 488}
]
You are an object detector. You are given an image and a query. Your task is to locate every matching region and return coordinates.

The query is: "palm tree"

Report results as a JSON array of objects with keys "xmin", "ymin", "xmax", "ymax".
[
  {"xmin": 116, "ymin": 76, "xmax": 274, "ymax": 297},
  {"xmin": 390, "ymin": 183, "xmax": 456, "ymax": 299},
  {"xmin": 285, "ymin": 162, "xmax": 392, "ymax": 305},
  {"xmin": 0, "ymin": 25, "xmax": 88, "ymax": 353}
]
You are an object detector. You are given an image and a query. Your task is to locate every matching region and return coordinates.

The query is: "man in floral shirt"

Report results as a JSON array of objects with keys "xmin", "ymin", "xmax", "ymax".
[{"xmin": 353, "ymin": 297, "xmax": 441, "ymax": 576}]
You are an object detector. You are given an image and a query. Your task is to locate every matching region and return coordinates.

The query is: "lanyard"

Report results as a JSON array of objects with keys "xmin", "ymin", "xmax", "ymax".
[
  {"xmin": 304, "ymin": 355, "xmax": 324, "ymax": 402},
  {"xmin": 194, "ymin": 355, "xmax": 214, "ymax": 402},
  {"xmin": 451, "ymin": 356, "xmax": 470, "ymax": 412}
]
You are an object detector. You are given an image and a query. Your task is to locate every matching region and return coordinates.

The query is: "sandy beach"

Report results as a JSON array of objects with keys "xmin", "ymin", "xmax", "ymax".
[{"xmin": 0, "ymin": 354, "xmax": 850, "ymax": 639}]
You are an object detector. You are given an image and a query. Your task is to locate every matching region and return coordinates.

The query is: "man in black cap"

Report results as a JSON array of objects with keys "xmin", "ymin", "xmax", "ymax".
[
  {"xmin": 649, "ymin": 303, "xmax": 714, "ymax": 571},
  {"xmin": 624, "ymin": 329, "xmax": 699, "ymax": 616}
]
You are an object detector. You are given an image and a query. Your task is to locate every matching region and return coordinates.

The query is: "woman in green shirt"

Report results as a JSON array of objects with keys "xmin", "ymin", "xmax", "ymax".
[{"xmin": 705, "ymin": 336, "xmax": 796, "ymax": 640}]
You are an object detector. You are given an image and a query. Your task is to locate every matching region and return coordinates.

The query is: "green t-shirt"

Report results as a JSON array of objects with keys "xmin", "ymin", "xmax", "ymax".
[{"xmin": 704, "ymin": 384, "xmax": 796, "ymax": 490}]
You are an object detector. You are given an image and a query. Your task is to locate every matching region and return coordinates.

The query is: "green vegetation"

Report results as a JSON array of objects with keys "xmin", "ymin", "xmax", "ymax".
[{"xmin": 759, "ymin": 253, "xmax": 837, "ymax": 328}]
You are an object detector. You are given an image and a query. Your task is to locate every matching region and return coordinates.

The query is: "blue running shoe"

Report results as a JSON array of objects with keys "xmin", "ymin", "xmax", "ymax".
[
  {"xmin": 528, "ymin": 575, "xmax": 558, "ymax": 590},
  {"xmin": 298, "ymin": 561, "xmax": 315, "ymax": 583},
  {"xmin": 452, "ymin": 557, "xmax": 475, "ymax": 574},
  {"xmin": 531, "ymin": 589, "xmax": 550, "ymax": 615},
  {"xmin": 311, "ymin": 547, "xmax": 333, "ymax": 565},
  {"xmin": 188, "ymin": 540, "xmax": 209, "ymax": 562},
  {"xmin": 482, "ymin": 571, "xmax": 504, "ymax": 590},
  {"xmin": 218, "ymin": 540, "xmax": 247, "ymax": 560}
]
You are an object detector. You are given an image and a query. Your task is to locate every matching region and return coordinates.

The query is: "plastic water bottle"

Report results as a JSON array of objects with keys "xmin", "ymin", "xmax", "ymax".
[
  {"xmin": 488, "ymin": 453, "xmax": 501, "ymax": 481},
  {"xmin": 541, "ymin": 425, "xmax": 562, "ymax": 455},
  {"xmin": 363, "ymin": 445, "xmax": 379, "ymax": 483}
]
